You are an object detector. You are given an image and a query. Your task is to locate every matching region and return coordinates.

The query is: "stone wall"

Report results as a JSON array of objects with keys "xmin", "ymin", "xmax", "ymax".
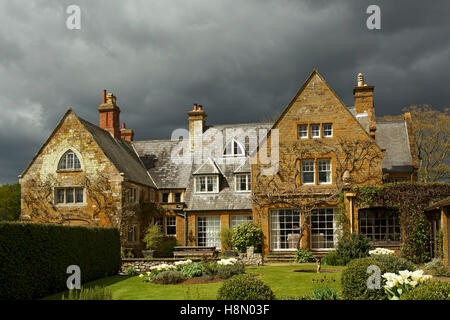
[{"xmin": 238, "ymin": 247, "xmax": 263, "ymax": 266}]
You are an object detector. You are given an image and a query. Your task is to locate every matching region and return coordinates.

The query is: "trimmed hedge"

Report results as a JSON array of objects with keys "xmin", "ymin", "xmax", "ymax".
[
  {"xmin": 341, "ymin": 257, "xmax": 387, "ymax": 300},
  {"xmin": 0, "ymin": 222, "xmax": 121, "ymax": 300},
  {"xmin": 217, "ymin": 274, "xmax": 275, "ymax": 300},
  {"xmin": 399, "ymin": 281, "xmax": 450, "ymax": 300}
]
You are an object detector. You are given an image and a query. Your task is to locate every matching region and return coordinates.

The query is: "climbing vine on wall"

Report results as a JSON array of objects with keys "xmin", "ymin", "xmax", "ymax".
[{"xmin": 350, "ymin": 183, "xmax": 450, "ymax": 264}]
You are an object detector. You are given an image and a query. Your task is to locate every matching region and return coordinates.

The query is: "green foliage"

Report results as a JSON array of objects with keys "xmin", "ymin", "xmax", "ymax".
[
  {"xmin": 400, "ymin": 217, "xmax": 431, "ymax": 264},
  {"xmin": 126, "ymin": 267, "xmax": 138, "ymax": 276},
  {"xmin": 219, "ymin": 227, "xmax": 234, "ymax": 250},
  {"xmin": 323, "ymin": 251, "xmax": 346, "ymax": 266},
  {"xmin": 154, "ymin": 236, "xmax": 179, "ymax": 258},
  {"xmin": 341, "ymin": 257, "xmax": 387, "ymax": 300},
  {"xmin": 0, "ymin": 222, "xmax": 121, "ymax": 300},
  {"xmin": 328, "ymin": 233, "xmax": 372, "ymax": 266},
  {"xmin": 0, "ymin": 183, "xmax": 20, "ymax": 221},
  {"xmin": 423, "ymin": 258, "xmax": 450, "ymax": 277},
  {"xmin": 180, "ymin": 263, "xmax": 205, "ymax": 278},
  {"xmin": 352, "ymin": 183, "xmax": 450, "ymax": 265},
  {"xmin": 62, "ymin": 286, "xmax": 113, "ymax": 300},
  {"xmin": 371, "ymin": 254, "xmax": 417, "ymax": 274},
  {"xmin": 311, "ymin": 286, "xmax": 340, "ymax": 300},
  {"xmin": 231, "ymin": 222, "xmax": 263, "ymax": 253},
  {"xmin": 217, "ymin": 274, "xmax": 275, "ymax": 300},
  {"xmin": 399, "ymin": 281, "xmax": 450, "ymax": 300},
  {"xmin": 151, "ymin": 271, "xmax": 186, "ymax": 284},
  {"xmin": 202, "ymin": 261, "xmax": 219, "ymax": 279},
  {"xmin": 216, "ymin": 262, "xmax": 246, "ymax": 279},
  {"xmin": 294, "ymin": 249, "xmax": 315, "ymax": 263},
  {"xmin": 143, "ymin": 224, "xmax": 163, "ymax": 250}
]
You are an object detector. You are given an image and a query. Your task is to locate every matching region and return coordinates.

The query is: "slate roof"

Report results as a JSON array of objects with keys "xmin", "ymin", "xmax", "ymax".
[
  {"xmin": 78, "ymin": 117, "xmax": 156, "ymax": 187},
  {"xmin": 348, "ymin": 106, "xmax": 415, "ymax": 173},
  {"xmin": 375, "ymin": 121, "xmax": 414, "ymax": 173},
  {"xmin": 132, "ymin": 139, "xmax": 192, "ymax": 189}
]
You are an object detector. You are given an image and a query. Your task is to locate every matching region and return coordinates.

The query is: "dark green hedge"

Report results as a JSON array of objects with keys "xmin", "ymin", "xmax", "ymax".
[{"xmin": 0, "ymin": 222, "xmax": 121, "ymax": 300}]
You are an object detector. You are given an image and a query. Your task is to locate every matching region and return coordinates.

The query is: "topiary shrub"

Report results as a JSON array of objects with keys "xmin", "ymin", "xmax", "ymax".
[
  {"xmin": 334, "ymin": 233, "xmax": 372, "ymax": 266},
  {"xmin": 231, "ymin": 222, "xmax": 263, "ymax": 253},
  {"xmin": 399, "ymin": 281, "xmax": 450, "ymax": 300},
  {"xmin": 341, "ymin": 257, "xmax": 387, "ymax": 300},
  {"xmin": 180, "ymin": 263, "xmax": 204, "ymax": 278},
  {"xmin": 151, "ymin": 271, "xmax": 186, "ymax": 284},
  {"xmin": 294, "ymin": 249, "xmax": 316, "ymax": 263},
  {"xmin": 219, "ymin": 227, "xmax": 234, "ymax": 251},
  {"xmin": 154, "ymin": 236, "xmax": 179, "ymax": 258},
  {"xmin": 371, "ymin": 254, "xmax": 417, "ymax": 274},
  {"xmin": 216, "ymin": 262, "xmax": 246, "ymax": 279},
  {"xmin": 323, "ymin": 251, "xmax": 345, "ymax": 266},
  {"xmin": 217, "ymin": 274, "xmax": 275, "ymax": 300}
]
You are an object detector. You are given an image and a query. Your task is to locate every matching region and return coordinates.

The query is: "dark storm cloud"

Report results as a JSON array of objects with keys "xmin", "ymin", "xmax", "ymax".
[{"xmin": 0, "ymin": 0, "xmax": 449, "ymax": 184}]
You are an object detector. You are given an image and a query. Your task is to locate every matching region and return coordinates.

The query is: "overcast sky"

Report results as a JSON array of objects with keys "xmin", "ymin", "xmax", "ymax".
[{"xmin": 0, "ymin": 0, "xmax": 449, "ymax": 184}]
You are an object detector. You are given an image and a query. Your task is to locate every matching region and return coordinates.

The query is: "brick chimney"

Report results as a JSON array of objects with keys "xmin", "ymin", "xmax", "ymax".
[
  {"xmin": 353, "ymin": 73, "xmax": 376, "ymax": 137},
  {"xmin": 98, "ymin": 90, "xmax": 121, "ymax": 139},
  {"xmin": 120, "ymin": 122, "xmax": 135, "ymax": 141},
  {"xmin": 188, "ymin": 103, "xmax": 207, "ymax": 152}
]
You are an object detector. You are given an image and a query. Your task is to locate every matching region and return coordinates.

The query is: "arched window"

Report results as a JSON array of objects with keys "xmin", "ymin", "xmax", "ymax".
[
  {"xmin": 223, "ymin": 139, "xmax": 245, "ymax": 157},
  {"xmin": 58, "ymin": 150, "xmax": 81, "ymax": 170}
]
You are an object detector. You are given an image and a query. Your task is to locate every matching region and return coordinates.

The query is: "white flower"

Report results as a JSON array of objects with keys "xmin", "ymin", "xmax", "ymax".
[
  {"xmin": 369, "ymin": 248, "xmax": 395, "ymax": 256},
  {"xmin": 139, "ymin": 274, "xmax": 144, "ymax": 278},
  {"xmin": 146, "ymin": 272, "xmax": 151, "ymax": 276}
]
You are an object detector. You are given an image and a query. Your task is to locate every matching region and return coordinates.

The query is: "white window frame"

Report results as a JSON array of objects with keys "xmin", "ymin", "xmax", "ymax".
[
  {"xmin": 323, "ymin": 123, "xmax": 333, "ymax": 137},
  {"xmin": 223, "ymin": 139, "xmax": 245, "ymax": 157},
  {"xmin": 298, "ymin": 125, "xmax": 308, "ymax": 139},
  {"xmin": 55, "ymin": 187, "xmax": 85, "ymax": 205},
  {"xmin": 310, "ymin": 208, "xmax": 339, "ymax": 250},
  {"xmin": 197, "ymin": 216, "xmax": 221, "ymax": 249},
  {"xmin": 311, "ymin": 124, "xmax": 321, "ymax": 138},
  {"xmin": 318, "ymin": 159, "xmax": 332, "ymax": 185},
  {"xmin": 195, "ymin": 175, "xmax": 219, "ymax": 193},
  {"xmin": 235, "ymin": 174, "xmax": 251, "ymax": 192},
  {"xmin": 269, "ymin": 209, "xmax": 301, "ymax": 251},
  {"xmin": 230, "ymin": 215, "xmax": 252, "ymax": 229},
  {"xmin": 57, "ymin": 150, "xmax": 82, "ymax": 170},
  {"xmin": 301, "ymin": 160, "xmax": 315, "ymax": 185},
  {"xmin": 166, "ymin": 216, "xmax": 177, "ymax": 236}
]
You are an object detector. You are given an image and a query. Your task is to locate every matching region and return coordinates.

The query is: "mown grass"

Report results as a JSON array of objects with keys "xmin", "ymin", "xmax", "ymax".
[{"xmin": 44, "ymin": 264, "xmax": 343, "ymax": 300}]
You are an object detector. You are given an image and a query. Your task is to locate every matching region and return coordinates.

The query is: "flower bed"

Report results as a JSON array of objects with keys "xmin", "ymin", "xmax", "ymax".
[
  {"xmin": 369, "ymin": 248, "xmax": 395, "ymax": 256},
  {"xmin": 136, "ymin": 258, "xmax": 246, "ymax": 285},
  {"xmin": 382, "ymin": 269, "xmax": 432, "ymax": 300}
]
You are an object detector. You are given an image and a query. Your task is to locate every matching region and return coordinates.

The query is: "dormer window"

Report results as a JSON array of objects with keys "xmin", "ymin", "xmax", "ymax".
[
  {"xmin": 58, "ymin": 150, "xmax": 81, "ymax": 170},
  {"xmin": 195, "ymin": 175, "xmax": 219, "ymax": 193},
  {"xmin": 235, "ymin": 174, "xmax": 251, "ymax": 192},
  {"xmin": 224, "ymin": 140, "xmax": 245, "ymax": 157}
]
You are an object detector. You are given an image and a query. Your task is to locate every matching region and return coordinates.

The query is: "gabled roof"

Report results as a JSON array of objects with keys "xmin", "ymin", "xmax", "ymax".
[
  {"xmin": 193, "ymin": 158, "xmax": 222, "ymax": 175},
  {"xmin": 21, "ymin": 109, "xmax": 155, "ymax": 188},
  {"xmin": 234, "ymin": 158, "xmax": 251, "ymax": 173},
  {"xmin": 77, "ymin": 117, "xmax": 155, "ymax": 187}
]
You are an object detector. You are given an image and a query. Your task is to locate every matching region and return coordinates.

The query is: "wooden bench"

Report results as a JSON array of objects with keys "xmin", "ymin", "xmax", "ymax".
[{"xmin": 173, "ymin": 246, "xmax": 218, "ymax": 259}]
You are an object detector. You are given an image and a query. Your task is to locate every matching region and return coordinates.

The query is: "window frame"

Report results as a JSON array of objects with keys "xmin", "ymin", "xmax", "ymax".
[
  {"xmin": 322, "ymin": 123, "xmax": 333, "ymax": 138},
  {"xmin": 310, "ymin": 208, "xmax": 339, "ymax": 250},
  {"xmin": 310, "ymin": 124, "xmax": 321, "ymax": 139},
  {"xmin": 358, "ymin": 209, "xmax": 401, "ymax": 245},
  {"xmin": 318, "ymin": 159, "xmax": 332, "ymax": 185},
  {"xmin": 298, "ymin": 124, "xmax": 309, "ymax": 139},
  {"xmin": 195, "ymin": 175, "xmax": 219, "ymax": 193},
  {"xmin": 301, "ymin": 160, "xmax": 315, "ymax": 185},
  {"xmin": 57, "ymin": 150, "xmax": 82, "ymax": 171},
  {"xmin": 166, "ymin": 216, "xmax": 177, "ymax": 236},
  {"xmin": 174, "ymin": 192, "xmax": 182, "ymax": 203},
  {"xmin": 127, "ymin": 225, "xmax": 138, "ymax": 243},
  {"xmin": 162, "ymin": 192, "xmax": 169, "ymax": 203},
  {"xmin": 55, "ymin": 187, "xmax": 85, "ymax": 205},
  {"xmin": 235, "ymin": 173, "xmax": 251, "ymax": 192},
  {"xmin": 223, "ymin": 139, "xmax": 245, "ymax": 157}
]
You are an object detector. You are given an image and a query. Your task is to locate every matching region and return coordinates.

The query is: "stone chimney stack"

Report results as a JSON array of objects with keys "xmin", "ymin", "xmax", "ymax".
[
  {"xmin": 188, "ymin": 103, "xmax": 207, "ymax": 152},
  {"xmin": 353, "ymin": 73, "xmax": 376, "ymax": 138},
  {"xmin": 120, "ymin": 122, "xmax": 135, "ymax": 141},
  {"xmin": 99, "ymin": 90, "xmax": 121, "ymax": 139}
]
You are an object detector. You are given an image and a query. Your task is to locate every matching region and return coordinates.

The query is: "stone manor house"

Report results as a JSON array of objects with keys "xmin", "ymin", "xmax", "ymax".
[{"xmin": 19, "ymin": 70, "xmax": 420, "ymax": 256}]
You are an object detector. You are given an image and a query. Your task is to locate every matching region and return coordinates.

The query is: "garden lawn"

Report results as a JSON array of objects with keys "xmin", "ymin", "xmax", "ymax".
[{"xmin": 44, "ymin": 264, "xmax": 343, "ymax": 300}]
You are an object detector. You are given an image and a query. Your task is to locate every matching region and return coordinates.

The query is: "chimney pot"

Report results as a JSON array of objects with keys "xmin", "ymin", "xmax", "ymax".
[
  {"xmin": 193, "ymin": 103, "xmax": 198, "ymax": 111},
  {"xmin": 122, "ymin": 122, "xmax": 126, "ymax": 129},
  {"xmin": 198, "ymin": 105, "xmax": 203, "ymax": 111},
  {"xmin": 102, "ymin": 89, "xmax": 107, "ymax": 104},
  {"xmin": 357, "ymin": 73, "xmax": 364, "ymax": 87}
]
